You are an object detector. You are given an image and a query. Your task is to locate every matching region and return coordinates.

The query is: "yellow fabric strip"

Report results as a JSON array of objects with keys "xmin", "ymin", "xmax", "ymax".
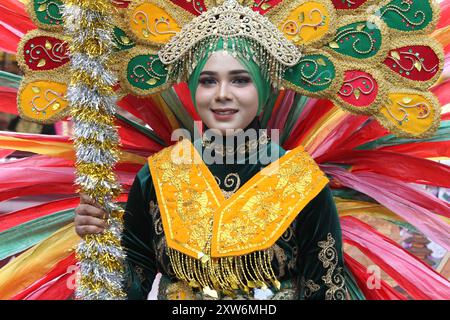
[
  {"xmin": 0, "ymin": 135, "xmax": 146, "ymax": 164},
  {"xmin": 149, "ymin": 139, "xmax": 328, "ymax": 259},
  {"xmin": 0, "ymin": 135, "xmax": 74, "ymax": 159},
  {"xmin": 302, "ymin": 107, "xmax": 347, "ymax": 152},
  {"xmin": 334, "ymin": 198, "xmax": 406, "ymax": 223},
  {"xmin": 0, "ymin": 223, "xmax": 79, "ymax": 299}
]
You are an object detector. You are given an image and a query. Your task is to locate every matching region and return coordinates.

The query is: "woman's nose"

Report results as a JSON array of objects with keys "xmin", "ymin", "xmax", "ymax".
[{"xmin": 216, "ymin": 82, "xmax": 232, "ymax": 102}]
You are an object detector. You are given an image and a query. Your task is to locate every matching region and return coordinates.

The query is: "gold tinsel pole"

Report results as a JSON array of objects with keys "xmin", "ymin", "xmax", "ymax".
[{"xmin": 63, "ymin": 0, "xmax": 126, "ymax": 299}]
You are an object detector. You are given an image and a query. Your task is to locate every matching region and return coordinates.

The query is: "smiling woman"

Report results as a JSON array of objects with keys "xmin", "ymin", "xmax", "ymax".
[
  {"xmin": 4, "ymin": 0, "xmax": 449, "ymax": 301},
  {"xmin": 195, "ymin": 52, "xmax": 260, "ymax": 135},
  {"xmin": 74, "ymin": 18, "xmax": 350, "ymax": 300},
  {"xmin": 195, "ymin": 53, "xmax": 260, "ymax": 135}
]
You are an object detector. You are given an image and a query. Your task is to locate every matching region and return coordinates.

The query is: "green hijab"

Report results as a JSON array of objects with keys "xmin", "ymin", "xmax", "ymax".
[{"xmin": 187, "ymin": 37, "xmax": 272, "ymax": 115}]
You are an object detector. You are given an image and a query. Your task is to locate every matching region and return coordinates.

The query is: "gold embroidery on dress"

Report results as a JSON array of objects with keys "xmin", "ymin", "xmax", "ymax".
[
  {"xmin": 268, "ymin": 244, "xmax": 288, "ymax": 278},
  {"xmin": 148, "ymin": 139, "xmax": 328, "ymax": 297},
  {"xmin": 318, "ymin": 233, "xmax": 346, "ymax": 300},
  {"xmin": 134, "ymin": 266, "xmax": 146, "ymax": 283},
  {"xmin": 149, "ymin": 200, "xmax": 164, "ymax": 235},
  {"xmin": 167, "ymin": 247, "xmax": 281, "ymax": 299},
  {"xmin": 300, "ymin": 276, "xmax": 320, "ymax": 299}
]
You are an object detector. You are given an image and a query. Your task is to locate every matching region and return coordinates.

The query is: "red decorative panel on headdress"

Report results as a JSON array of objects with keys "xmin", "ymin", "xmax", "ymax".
[
  {"xmin": 338, "ymin": 70, "xmax": 378, "ymax": 107},
  {"xmin": 169, "ymin": 0, "xmax": 208, "ymax": 15},
  {"xmin": 251, "ymin": 0, "xmax": 283, "ymax": 14},
  {"xmin": 331, "ymin": 0, "xmax": 368, "ymax": 10},
  {"xmin": 110, "ymin": 0, "xmax": 130, "ymax": 8},
  {"xmin": 22, "ymin": 36, "xmax": 70, "ymax": 71},
  {"xmin": 383, "ymin": 45, "xmax": 440, "ymax": 82}
]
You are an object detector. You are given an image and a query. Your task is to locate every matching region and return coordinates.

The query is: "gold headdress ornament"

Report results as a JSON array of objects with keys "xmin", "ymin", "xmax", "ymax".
[
  {"xmin": 17, "ymin": 0, "xmax": 445, "ymax": 139},
  {"xmin": 158, "ymin": 0, "xmax": 302, "ymax": 84}
]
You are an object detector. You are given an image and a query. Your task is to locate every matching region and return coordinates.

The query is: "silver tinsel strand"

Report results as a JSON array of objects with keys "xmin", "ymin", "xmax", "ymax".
[{"xmin": 63, "ymin": 4, "xmax": 126, "ymax": 300}]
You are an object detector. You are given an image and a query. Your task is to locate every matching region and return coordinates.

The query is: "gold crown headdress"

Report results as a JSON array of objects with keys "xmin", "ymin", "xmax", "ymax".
[{"xmin": 158, "ymin": 0, "xmax": 302, "ymax": 84}]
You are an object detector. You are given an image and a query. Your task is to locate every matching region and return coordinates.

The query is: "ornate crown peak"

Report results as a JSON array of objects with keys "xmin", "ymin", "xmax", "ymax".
[{"xmin": 158, "ymin": 0, "xmax": 302, "ymax": 83}]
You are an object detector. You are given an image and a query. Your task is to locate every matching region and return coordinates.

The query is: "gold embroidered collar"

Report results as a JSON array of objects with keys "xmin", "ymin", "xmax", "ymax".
[{"xmin": 148, "ymin": 139, "xmax": 328, "ymax": 260}]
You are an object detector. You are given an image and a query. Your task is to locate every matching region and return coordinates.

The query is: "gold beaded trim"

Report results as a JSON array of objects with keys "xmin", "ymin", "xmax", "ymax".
[{"xmin": 167, "ymin": 247, "xmax": 281, "ymax": 298}]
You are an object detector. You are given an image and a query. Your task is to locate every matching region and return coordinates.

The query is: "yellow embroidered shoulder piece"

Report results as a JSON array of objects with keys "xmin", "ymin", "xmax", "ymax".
[{"xmin": 148, "ymin": 139, "xmax": 328, "ymax": 260}]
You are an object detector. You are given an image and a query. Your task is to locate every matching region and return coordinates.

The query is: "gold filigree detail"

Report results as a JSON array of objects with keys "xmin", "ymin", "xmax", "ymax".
[
  {"xmin": 215, "ymin": 173, "xmax": 241, "ymax": 199},
  {"xmin": 317, "ymin": 233, "xmax": 346, "ymax": 300},
  {"xmin": 301, "ymin": 277, "xmax": 321, "ymax": 299}
]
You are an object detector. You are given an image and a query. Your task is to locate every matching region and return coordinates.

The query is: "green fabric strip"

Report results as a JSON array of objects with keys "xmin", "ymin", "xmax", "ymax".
[
  {"xmin": 160, "ymin": 88, "xmax": 196, "ymax": 135},
  {"xmin": 357, "ymin": 121, "xmax": 450, "ymax": 150},
  {"xmin": 0, "ymin": 71, "xmax": 22, "ymax": 89},
  {"xmin": 259, "ymin": 92, "xmax": 279, "ymax": 129},
  {"xmin": 115, "ymin": 113, "xmax": 167, "ymax": 147},
  {"xmin": 0, "ymin": 209, "xmax": 75, "ymax": 260},
  {"xmin": 344, "ymin": 265, "xmax": 366, "ymax": 300}
]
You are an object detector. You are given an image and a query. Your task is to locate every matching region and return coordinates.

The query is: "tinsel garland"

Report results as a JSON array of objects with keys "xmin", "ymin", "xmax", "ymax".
[{"xmin": 62, "ymin": 0, "xmax": 126, "ymax": 299}]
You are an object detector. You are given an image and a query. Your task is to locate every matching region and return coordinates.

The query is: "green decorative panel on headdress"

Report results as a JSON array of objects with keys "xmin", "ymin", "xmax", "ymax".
[
  {"xmin": 33, "ymin": 0, "xmax": 64, "ymax": 26},
  {"xmin": 112, "ymin": 27, "xmax": 136, "ymax": 52},
  {"xmin": 284, "ymin": 54, "xmax": 336, "ymax": 93},
  {"xmin": 126, "ymin": 54, "xmax": 169, "ymax": 93},
  {"xmin": 377, "ymin": 0, "xmax": 433, "ymax": 32},
  {"xmin": 328, "ymin": 21, "xmax": 382, "ymax": 59}
]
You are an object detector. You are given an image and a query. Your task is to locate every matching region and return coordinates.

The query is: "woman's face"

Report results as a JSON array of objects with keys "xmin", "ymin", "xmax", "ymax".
[{"xmin": 195, "ymin": 51, "xmax": 259, "ymax": 136}]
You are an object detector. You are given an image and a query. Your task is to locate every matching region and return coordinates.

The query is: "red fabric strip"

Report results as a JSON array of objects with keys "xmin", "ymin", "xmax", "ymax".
[
  {"xmin": 323, "ymin": 149, "xmax": 450, "ymax": 187},
  {"xmin": 312, "ymin": 113, "xmax": 369, "ymax": 161},
  {"xmin": 117, "ymin": 94, "xmax": 173, "ymax": 145},
  {"xmin": 344, "ymin": 253, "xmax": 407, "ymax": 300},
  {"xmin": 341, "ymin": 216, "xmax": 450, "ymax": 300},
  {"xmin": 378, "ymin": 141, "xmax": 450, "ymax": 158},
  {"xmin": 0, "ymin": 87, "xmax": 19, "ymax": 115},
  {"xmin": 324, "ymin": 166, "xmax": 450, "ymax": 250},
  {"xmin": 11, "ymin": 253, "xmax": 76, "ymax": 300},
  {"xmin": 283, "ymin": 99, "xmax": 334, "ymax": 150},
  {"xmin": 173, "ymin": 82, "xmax": 201, "ymax": 122}
]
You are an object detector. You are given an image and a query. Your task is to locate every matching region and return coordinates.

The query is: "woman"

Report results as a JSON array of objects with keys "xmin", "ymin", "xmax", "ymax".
[{"xmin": 75, "ymin": 41, "xmax": 350, "ymax": 300}]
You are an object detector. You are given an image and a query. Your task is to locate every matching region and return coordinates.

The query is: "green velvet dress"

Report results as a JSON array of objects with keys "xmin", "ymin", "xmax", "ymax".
[{"xmin": 122, "ymin": 121, "xmax": 363, "ymax": 300}]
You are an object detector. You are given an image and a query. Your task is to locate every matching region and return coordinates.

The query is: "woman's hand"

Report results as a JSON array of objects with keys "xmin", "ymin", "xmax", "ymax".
[{"xmin": 74, "ymin": 194, "xmax": 109, "ymax": 237}]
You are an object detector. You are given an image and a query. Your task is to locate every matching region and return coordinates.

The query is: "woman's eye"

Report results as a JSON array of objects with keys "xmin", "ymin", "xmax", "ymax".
[
  {"xmin": 199, "ymin": 78, "xmax": 217, "ymax": 85},
  {"xmin": 232, "ymin": 77, "xmax": 251, "ymax": 85}
]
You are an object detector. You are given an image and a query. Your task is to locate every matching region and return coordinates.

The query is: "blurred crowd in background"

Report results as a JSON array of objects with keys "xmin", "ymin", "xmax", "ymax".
[{"xmin": 0, "ymin": 52, "xmax": 57, "ymax": 135}]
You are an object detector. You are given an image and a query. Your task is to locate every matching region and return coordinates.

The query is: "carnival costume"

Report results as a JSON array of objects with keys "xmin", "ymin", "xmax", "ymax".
[{"xmin": 0, "ymin": 0, "xmax": 449, "ymax": 300}]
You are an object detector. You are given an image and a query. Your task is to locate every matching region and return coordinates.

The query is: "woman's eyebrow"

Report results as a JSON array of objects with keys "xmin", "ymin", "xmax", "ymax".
[
  {"xmin": 229, "ymin": 70, "xmax": 249, "ymax": 75},
  {"xmin": 200, "ymin": 70, "xmax": 249, "ymax": 76},
  {"xmin": 200, "ymin": 71, "xmax": 216, "ymax": 76}
]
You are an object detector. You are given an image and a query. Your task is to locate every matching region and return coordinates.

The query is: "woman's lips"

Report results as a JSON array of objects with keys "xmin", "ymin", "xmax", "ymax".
[{"xmin": 211, "ymin": 108, "xmax": 239, "ymax": 121}]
